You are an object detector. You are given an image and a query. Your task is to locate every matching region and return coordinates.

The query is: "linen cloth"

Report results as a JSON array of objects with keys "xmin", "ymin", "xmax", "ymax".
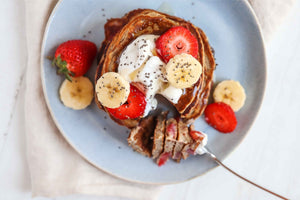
[{"xmin": 24, "ymin": 0, "xmax": 295, "ymax": 199}]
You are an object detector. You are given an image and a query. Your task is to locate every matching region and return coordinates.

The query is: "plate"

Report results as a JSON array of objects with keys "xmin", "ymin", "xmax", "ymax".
[{"xmin": 41, "ymin": 0, "xmax": 266, "ymax": 184}]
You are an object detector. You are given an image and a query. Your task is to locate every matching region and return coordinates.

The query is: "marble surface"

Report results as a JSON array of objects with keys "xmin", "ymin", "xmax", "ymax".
[{"xmin": 1, "ymin": 0, "xmax": 300, "ymax": 199}]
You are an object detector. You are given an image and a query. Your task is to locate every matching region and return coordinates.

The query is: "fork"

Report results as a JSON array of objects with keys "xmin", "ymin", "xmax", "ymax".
[{"xmin": 200, "ymin": 147, "xmax": 289, "ymax": 200}]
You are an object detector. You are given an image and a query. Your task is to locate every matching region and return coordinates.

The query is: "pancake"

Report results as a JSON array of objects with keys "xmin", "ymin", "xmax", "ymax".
[{"xmin": 95, "ymin": 9, "xmax": 215, "ymax": 128}]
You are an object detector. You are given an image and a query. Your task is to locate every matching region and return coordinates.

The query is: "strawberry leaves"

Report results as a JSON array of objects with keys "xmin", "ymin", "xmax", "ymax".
[{"xmin": 52, "ymin": 55, "xmax": 75, "ymax": 82}]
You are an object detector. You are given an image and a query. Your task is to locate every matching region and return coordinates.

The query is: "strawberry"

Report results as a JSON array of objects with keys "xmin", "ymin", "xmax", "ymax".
[
  {"xmin": 204, "ymin": 102, "xmax": 237, "ymax": 133},
  {"xmin": 106, "ymin": 85, "xmax": 146, "ymax": 120},
  {"xmin": 52, "ymin": 40, "xmax": 97, "ymax": 81},
  {"xmin": 155, "ymin": 26, "xmax": 199, "ymax": 63},
  {"xmin": 130, "ymin": 82, "xmax": 147, "ymax": 96},
  {"xmin": 156, "ymin": 152, "xmax": 171, "ymax": 167},
  {"xmin": 190, "ymin": 130, "xmax": 206, "ymax": 141},
  {"xmin": 166, "ymin": 123, "xmax": 177, "ymax": 139}
]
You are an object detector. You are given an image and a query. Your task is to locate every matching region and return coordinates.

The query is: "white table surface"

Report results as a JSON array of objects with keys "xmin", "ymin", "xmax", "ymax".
[{"xmin": 1, "ymin": 0, "xmax": 300, "ymax": 199}]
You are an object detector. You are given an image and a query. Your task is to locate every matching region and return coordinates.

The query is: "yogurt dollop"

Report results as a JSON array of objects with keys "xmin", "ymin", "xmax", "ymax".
[
  {"xmin": 118, "ymin": 35, "xmax": 182, "ymax": 116},
  {"xmin": 195, "ymin": 133, "xmax": 208, "ymax": 155}
]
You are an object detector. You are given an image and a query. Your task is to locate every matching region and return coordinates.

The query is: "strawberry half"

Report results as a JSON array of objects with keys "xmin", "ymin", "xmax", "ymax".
[
  {"xmin": 155, "ymin": 26, "xmax": 199, "ymax": 63},
  {"xmin": 106, "ymin": 85, "xmax": 146, "ymax": 120},
  {"xmin": 53, "ymin": 40, "xmax": 97, "ymax": 81},
  {"xmin": 156, "ymin": 152, "xmax": 171, "ymax": 167},
  {"xmin": 189, "ymin": 130, "xmax": 206, "ymax": 141},
  {"xmin": 130, "ymin": 82, "xmax": 147, "ymax": 96},
  {"xmin": 166, "ymin": 122, "xmax": 177, "ymax": 139},
  {"xmin": 204, "ymin": 102, "xmax": 237, "ymax": 133}
]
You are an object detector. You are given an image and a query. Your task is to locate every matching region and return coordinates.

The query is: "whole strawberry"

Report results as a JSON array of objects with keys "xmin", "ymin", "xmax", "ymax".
[{"xmin": 52, "ymin": 40, "xmax": 97, "ymax": 81}]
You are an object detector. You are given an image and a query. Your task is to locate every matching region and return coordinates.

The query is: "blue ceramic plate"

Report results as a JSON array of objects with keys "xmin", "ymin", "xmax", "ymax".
[{"xmin": 41, "ymin": 0, "xmax": 266, "ymax": 184}]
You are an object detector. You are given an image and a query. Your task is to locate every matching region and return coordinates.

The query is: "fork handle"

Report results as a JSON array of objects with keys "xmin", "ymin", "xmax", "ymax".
[{"xmin": 206, "ymin": 151, "xmax": 289, "ymax": 200}]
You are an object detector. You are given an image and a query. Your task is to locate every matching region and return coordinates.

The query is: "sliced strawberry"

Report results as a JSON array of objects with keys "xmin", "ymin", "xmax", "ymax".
[
  {"xmin": 173, "ymin": 152, "xmax": 182, "ymax": 160},
  {"xmin": 157, "ymin": 152, "xmax": 171, "ymax": 167},
  {"xmin": 130, "ymin": 82, "xmax": 147, "ymax": 96},
  {"xmin": 187, "ymin": 148, "xmax": 195, "ymax": 155},
  {"xmin": 204, "ymin": 102, "xmax": 237, "ymax": 133},
  {"xmin": 106, "ymin": 85, "xmax": 146, "ymax": 120},
  {"xmin": 166, "ymin": 123, "xmax": 177, "ymax": 139},
  {"xmin": 155, "ymin": 26, "xmax": 199, "ymax": 63},
  {"xmin": 190, "ymin": 130, "xmax": 205, "ymax": 141}
]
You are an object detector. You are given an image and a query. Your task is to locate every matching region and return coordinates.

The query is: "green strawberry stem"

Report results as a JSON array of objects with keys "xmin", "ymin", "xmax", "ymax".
[{"xmin": 52, "ymin": 55, "xmax": 75, "ymax": 82}]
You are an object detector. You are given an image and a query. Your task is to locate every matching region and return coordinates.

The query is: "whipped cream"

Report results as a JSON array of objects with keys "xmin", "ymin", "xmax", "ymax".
[
  {"xmin": 118, "ymin": 34, "xmax": 183, "ymax": 116},
  {"xmin": 159, "ymin": 85, "xmax": 182, "ymax": 104},
  {"xmin": 118, "ymin": 35, "xmax": 157, "ymax": 82},
  {"xmin": 134, "ymin": 56, "xmax": 164, "ymax": 100},
  {"xmin": 195, "ymin": 133, "xmax": 208, "ymax": 155}
]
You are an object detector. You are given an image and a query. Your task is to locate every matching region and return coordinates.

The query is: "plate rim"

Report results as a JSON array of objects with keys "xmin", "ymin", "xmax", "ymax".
[{"xmin": 40, "ymin": 0, "xmax": 267, "ymax": 185}]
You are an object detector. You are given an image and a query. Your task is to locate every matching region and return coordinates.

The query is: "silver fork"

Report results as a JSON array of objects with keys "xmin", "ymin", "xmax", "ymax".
[{"xmin": 201, "ymin": 147, "xmax": 289, "ymax": 200}]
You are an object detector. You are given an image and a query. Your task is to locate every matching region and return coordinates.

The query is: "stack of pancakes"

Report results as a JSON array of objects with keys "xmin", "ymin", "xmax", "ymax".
[{"xmin": 95, "ymin": 9, "xmax": 216, "ymax": 128}]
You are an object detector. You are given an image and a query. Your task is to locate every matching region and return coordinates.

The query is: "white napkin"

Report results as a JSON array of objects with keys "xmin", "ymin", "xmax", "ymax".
[
  {"xmin": 249, "ymin": 0, "xmax": 296, "ymax": 42},
  {"xmin": 24, "ymin": 0, "xmax": 295, "ymax": 199}
]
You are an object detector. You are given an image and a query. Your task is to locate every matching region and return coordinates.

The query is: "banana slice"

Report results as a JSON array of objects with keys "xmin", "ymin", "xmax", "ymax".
[
  {"xmin": 213, "ymin": 80, "xmax": 246, "ymax": 112},
  {"xmin": 165, "ymin": 53, "xmax": 202, "ymax": 89},
  {"xmin": 59, "ymin": 77, "xmax": 94, "ymax": 110},
  {"xmin": 95, "ymin": 72, "xmax": 130, "ymax": 108}
]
